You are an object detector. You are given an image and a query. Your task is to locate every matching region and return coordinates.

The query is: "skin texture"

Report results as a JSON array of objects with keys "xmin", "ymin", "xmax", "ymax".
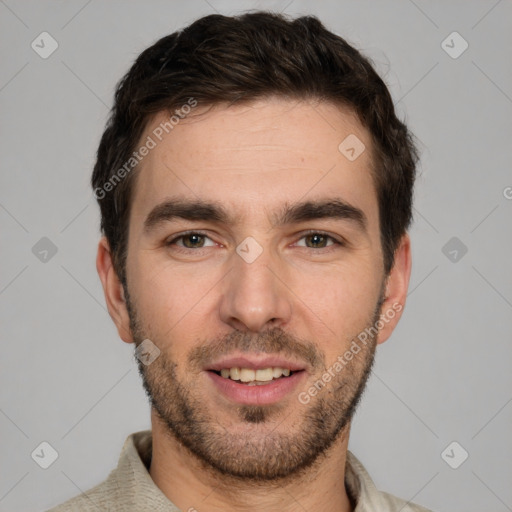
[{"xmin": 96, "ymin": 97, "xmax": 411, "ymax": 512}]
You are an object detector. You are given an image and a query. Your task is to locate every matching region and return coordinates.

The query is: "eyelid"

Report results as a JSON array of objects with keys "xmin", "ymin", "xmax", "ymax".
[
  {"xmin": 294, "ymin": 229, "xmax": 345, "ymax": 247},
  {"xmin": 165, "ymin": 230, "xmax": 215, "ymax": 247},
  {"xmin": 165, "ymin": 229, "xmax": 346, "ymax": 250}
]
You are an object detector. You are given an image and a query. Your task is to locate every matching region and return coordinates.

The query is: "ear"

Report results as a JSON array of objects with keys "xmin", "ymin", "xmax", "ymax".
[
  {"xmin": 96, "ymin": 237, "xmax": 134, "ymax": 344},
  {"xmin": 376, "ymin": 234, "xmax": 412, "ymax": 345}
]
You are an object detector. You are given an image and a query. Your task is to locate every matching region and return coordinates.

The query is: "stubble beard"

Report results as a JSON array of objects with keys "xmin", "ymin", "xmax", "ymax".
[{"xmin": 125, "ymin": 287, "xmax": 382, "ymax": 483}]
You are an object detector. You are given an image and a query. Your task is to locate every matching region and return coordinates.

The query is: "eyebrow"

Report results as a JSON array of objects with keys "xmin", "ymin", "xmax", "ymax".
[{"xmin": 143, "ymin": 197, "xmax": 367, "ymax": 234}]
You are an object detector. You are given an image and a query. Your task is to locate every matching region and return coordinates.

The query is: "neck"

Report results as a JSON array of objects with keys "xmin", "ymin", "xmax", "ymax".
[{"xmin": 149, "ymin": 409, "xmax": 354, "ymax": 512}]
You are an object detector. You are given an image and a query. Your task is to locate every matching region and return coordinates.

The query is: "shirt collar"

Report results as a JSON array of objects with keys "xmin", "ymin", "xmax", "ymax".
[{"xmin": 120, "ymin": 430, "xmax": 385, "ymax": 511}]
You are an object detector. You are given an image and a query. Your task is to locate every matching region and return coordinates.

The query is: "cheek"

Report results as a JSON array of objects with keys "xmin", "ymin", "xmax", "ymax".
[
  {"xmin": 130, "ymin": 254, "xmax": 205, "ymax": 317},
  {"xmin": 294, "ymin": 262, "xmax": 379, "ymax": 315},
  {"xmin": 292, "ymin": 266, "xmax": 381, "ymax": 356},
  {"xmin": 129, "ymin": 261, "xmax": 219, "ymax": 359}
]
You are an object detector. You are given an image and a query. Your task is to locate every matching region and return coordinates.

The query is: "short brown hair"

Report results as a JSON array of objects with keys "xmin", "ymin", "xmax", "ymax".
[{"xmin": 92, "ymin": 11, "xmax": 418, "ymax": 286}]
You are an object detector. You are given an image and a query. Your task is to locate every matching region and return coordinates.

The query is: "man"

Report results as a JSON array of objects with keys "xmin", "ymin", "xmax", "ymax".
[{"xmin": 49, "ymin": 11, "xmax": 432, "ymax": 512}]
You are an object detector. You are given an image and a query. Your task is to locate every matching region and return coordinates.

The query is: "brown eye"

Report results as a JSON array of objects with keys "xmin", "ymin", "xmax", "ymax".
[
  {"xmin": 166, "ymin": 232, "xmax": 215, "ymax": 249},
  {"xmin": 181, "ymin": 233, "xmax": 206, "ymax": 248},
  {"xmin": 296, "ymin": 232, "xmax": 338, "ymax": 249},
  {"xmin": 305, "ymin": 233, "xmax": 330, "ymax": 248}
]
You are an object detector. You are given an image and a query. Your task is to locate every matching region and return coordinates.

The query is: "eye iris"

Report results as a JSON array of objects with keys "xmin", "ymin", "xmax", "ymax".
[
  {"xmin": 183, "ymin": 234, "xmax": 204, "ymax": 248},
  {"xmin": 307, "ymin": 234, "xmax": 327, "ymax": 248},
  {"xmin": 180, "ymin": 234, "xmax": 329, "ymax": 249}
]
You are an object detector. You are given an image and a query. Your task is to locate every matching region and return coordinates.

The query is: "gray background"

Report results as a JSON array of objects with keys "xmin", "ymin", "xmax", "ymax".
[{"xmin": 1, "ymin": 1, "xmax": 511, "ymax": 511}]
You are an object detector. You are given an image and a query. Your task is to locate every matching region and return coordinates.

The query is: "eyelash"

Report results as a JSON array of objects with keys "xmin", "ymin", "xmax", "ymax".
[{"xmin": 165, "ymin": 230, "xmax": 344, "ymax": 253}]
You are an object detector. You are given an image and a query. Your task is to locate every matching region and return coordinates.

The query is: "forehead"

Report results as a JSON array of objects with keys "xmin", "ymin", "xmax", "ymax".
[{"xmin": 129, "ymin": 98, "xmax": 378, "ymax": 230}]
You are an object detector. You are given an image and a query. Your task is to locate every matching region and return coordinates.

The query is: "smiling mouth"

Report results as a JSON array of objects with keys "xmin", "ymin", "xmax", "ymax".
[{"xmin": 210, "ymin": 367, "xmax": 301, "ymax": 386}]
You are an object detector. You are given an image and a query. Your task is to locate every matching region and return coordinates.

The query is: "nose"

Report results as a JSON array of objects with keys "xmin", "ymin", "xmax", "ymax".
[{"xmin": 219, "ymin": 245, "xmax": 292, "ymax": 333}]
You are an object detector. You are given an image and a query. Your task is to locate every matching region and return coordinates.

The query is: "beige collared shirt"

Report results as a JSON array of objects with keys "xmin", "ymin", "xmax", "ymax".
[{"xmin": 47, "ymin": 430, "xmax": 433, "ymax": 511}]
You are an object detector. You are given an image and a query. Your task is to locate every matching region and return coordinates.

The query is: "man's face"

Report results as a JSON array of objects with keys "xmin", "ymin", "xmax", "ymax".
[{"xmin": 121, "ymin": 98, "xmax": 392, "ymax": 480}]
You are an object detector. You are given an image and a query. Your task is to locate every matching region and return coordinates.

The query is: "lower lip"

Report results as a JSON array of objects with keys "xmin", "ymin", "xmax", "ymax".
[{"xmin": 206, "ymin": 371, "xmax": 306, "ymax": 405}]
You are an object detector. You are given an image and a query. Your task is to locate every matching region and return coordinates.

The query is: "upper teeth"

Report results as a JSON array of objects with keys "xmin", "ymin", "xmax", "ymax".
[{"xmin": 220, "ymin": 367, "xmax": 291, "ymax": 382}]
